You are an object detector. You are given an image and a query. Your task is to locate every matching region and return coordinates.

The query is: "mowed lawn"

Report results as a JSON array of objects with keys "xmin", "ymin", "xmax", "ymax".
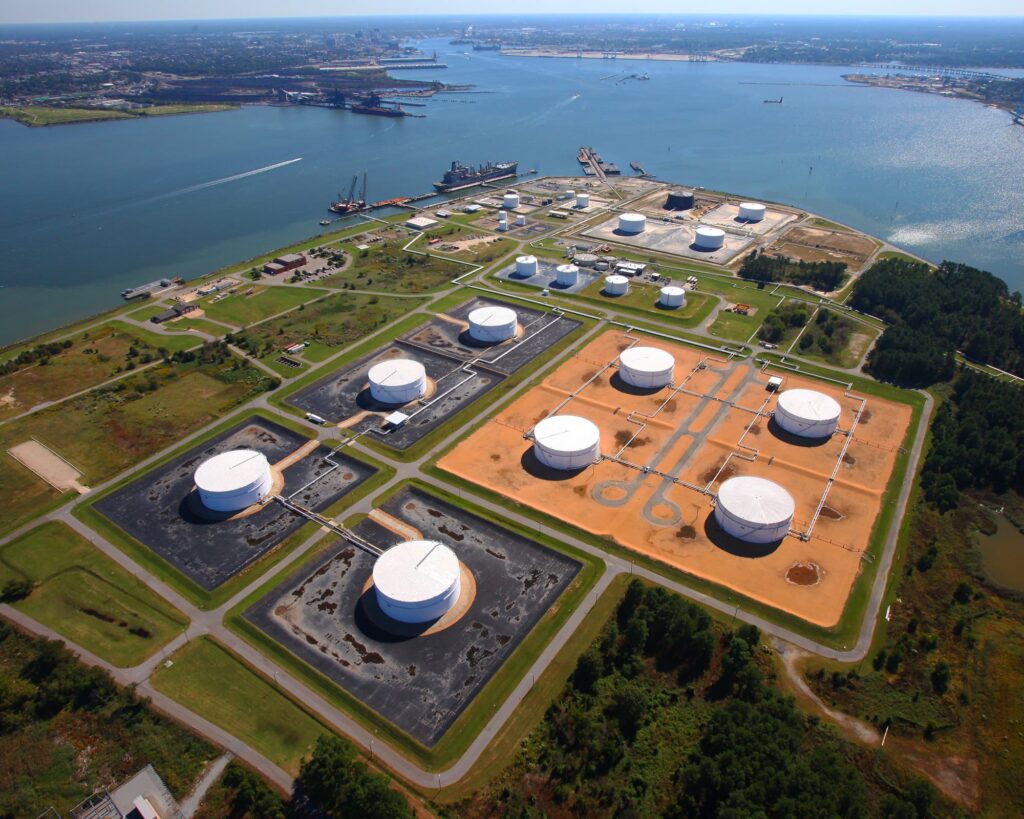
[
  {"xmin": 151, "ymin": 637, "xmax": 329, "ymax": 775},
  {"xmin": 0, "ymin": 522, "xmax": 187, "ymax": 666},
  {"xmin": 0, "ymin": 354, "xmax": 273, "ymax": 535},
  {"xmin": 578, "ymin": 277, "xmax": 714, "ymax": 327},
  {"xmin": 202, "ymin": 285, "xmax": 327, "ymax": 327}
]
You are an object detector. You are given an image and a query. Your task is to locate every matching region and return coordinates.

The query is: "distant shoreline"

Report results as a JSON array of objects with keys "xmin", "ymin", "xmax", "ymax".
[
  {"xmin": 0, "ymin": 103, "xmax": 238, "ymax": 128},
  {"xmin": 498, "ymin": 49, "xmax": 716, "ymax": 63}
]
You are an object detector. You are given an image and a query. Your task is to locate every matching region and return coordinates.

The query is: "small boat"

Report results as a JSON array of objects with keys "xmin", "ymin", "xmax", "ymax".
[{"xmin": 319, "ymin": 219, "xmax": 331, "ymax": 226}]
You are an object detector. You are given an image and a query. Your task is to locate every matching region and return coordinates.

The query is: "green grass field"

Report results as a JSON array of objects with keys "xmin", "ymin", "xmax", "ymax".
[
  {"xmin": 575, "ymin": 277, "xmax": 715, "ymax": 327},
  {"xmin": 139, "ymin": 104, "xmax": 237, "ymax": 117},
  {"xmin": 0, "ymin": 106, "xmax": 134, "ymax": 126},
  {"xmin": 150, "ymin": 637, "xmax": 330, "ymax": 775},
  {"xmin": 324, "ymin": 236, "xmax": 467, "ymax": 293},
  {"xmin": 105, "ymin": 321, "xmax": 201, "ymax": 353},
  {"xmin": 0, "ymin": 522, "xmax": 187, "ymax": 666},
  {"xmin": 201, "ymin": 285, "xmax": 328, "ymax": 327}
]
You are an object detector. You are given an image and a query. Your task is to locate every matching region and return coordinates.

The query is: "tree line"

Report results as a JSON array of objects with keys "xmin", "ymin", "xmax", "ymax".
[{"xmin": 740, "ymin": 250, "xmax": 848, "ymax": 292}]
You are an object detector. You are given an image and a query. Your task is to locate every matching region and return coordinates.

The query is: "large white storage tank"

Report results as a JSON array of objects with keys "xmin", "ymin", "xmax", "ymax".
[
  {"xmin": 515, "ymin": 214, "xmax": 526, "ymax": 226},
  {"xmin": 694, "ymin": 226, "xmax": 725, "ymax": 250},
  {"xmin": 604, "ymin": 274, "xmax": 629, "ymax": 295},
  {"xmin": 774, "ymin": 389, "xmax": 842, "ymax": 438},
  {"xmin": 618, "ymin": 213, "xmax": 647, "ymax": 234},
  {"xmin": 575, "ymin": 193, "xmax": 590, "ymax": 209},
  {"xmin": 555, "ymin": 264, "xmax": 579, "ymax": 287},
  {"xmin": 515, "ymin": 255, "xmax": 538, "ymax": 277},
  {"xmin": 368, "ymin": 359, "xmax": 427, "ymax": 404},
  {"xmin": 714, "ymin": 476, "xmax": 795, "ymax": 544},
  {"xmin": 373, "ymin": 540, "xmax": 461, "ymax": 623},
  {"xmin": 659, "ymin": 285, "xmax": 686, "ymax": 308},
  {"xmin": 619, "ymin": 347, "xmax": 676, "ymax": 389},
  {"xmin": 739, "ymin": 202, "xmax": 766, "ymax": 222},
  {"xmin": 194, "ymin": 450, "xmax": 273, "ymax": 512},
  {"xmin": 468, "ymin": 306, "xmax": 518, "ymax": 343},
  {"xmin": 533, "ymin": 415, "xmax": 601, "ymax": 470},
  {"xmin": 503, "ymin": 191, "xmax": 520, "ymax": 209}
]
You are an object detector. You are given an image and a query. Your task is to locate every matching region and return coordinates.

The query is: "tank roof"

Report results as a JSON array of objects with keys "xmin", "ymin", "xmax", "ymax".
[
  {"xmin": 777, "ymin": 389, "xmax": 842, "ymax": 422},
  {"xmin": 717, "ymin": 476, "xmax": 795, "ymax": 527},
  {"xmin": 373, "ymin": 540, "xmax": 459, "ymax": 604},
  {"xmin": 194, "ymin": 450, "xmax": 270, "ymax": 493}
]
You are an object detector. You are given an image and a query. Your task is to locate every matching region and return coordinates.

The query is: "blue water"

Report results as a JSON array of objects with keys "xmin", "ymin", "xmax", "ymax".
[{"xmin": 1, "ymin": 38, "xmax": 1022, "ymax": 346}]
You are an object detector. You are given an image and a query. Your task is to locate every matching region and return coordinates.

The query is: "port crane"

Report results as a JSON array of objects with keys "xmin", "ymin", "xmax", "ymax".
[{"xmin": 329, "ymin": 172, "xmax": 368, "ymax": 215}]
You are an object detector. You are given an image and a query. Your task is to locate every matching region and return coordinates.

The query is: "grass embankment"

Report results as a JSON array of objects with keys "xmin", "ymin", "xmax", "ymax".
[
  {"xmin": 805, "ymin": 494, "xmax": 1024, "ymax": 815},
  {"xmin": 230, "ymin": 292, "xmax": 423, "ymax": 377},
  {"xmin": 0, "ymin": 104, "xmax": 236, "ymax": 127},
  {"xmin": 0, "ymin": 626, "xmax": 217, "ymax": 817},
  {"xmin": 0, "ymin": 346, "xmax": 274, "ymax": 536},
  {"xmin": 76, "ymin": 410, "xmax": 394, "ymax": 611},
  {"xmin": 150, "ymin": 637, "xmax": 330, "ymax": 776},
  {"xmin": 225, "ymin": 479, "xmax": 603, "ymax": 772},
  {"xmin": 0, "ymin": 522, "xmax": 186, "ymax": 667},
  {"xmin": 201, "ymin": 285, "xmax": 328, "ymax": 327}
]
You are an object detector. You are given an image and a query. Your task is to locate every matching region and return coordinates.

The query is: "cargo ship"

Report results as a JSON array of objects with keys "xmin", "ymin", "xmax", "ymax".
[
  {"xmin": 349, "ymin": 93, "xmax": 406, "ymax": 117},
  {"xmin": 433, "ymin": 160, "xmax": 518, "ymax": 192}
]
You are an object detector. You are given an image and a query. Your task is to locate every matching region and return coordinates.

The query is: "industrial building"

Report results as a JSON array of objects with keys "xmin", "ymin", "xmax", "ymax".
[
  {"xmin": 373, "ymin": 540, "xmax": 462, "ymax": 623},
  {"xmin": 263, "ymin": 253, "xmax": 307, "ymax": 275},
  {"xmin": 194, "ymin": 449, "xmax": 273, "ymax": 512},
  {"xmin": 150, "ymin": 303, "xmax": 197, "ymax": 324},
  {"xmin": 468, "ymin": 306, "xmax": 518, "ymax": 343},
  {"xmin": 533, "ymin": 415, "xmax": 601, "ymax": 470},
  {"xmin": 618, "ymin": 346, "xmax": 676, "ymax": 388},
  {"xmin": 714, "ymin": 476, "xmax": 795, "ymax": 543},
  {"xmin": 405, "ymin": 216, "xmax": 440, "ymax": 231},
  {"xmin": 774, "ymin": 389, "xmax": 842, "ymax": 438}
]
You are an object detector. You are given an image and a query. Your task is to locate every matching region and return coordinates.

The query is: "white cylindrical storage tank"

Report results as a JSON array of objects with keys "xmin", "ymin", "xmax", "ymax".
[
  {"xmin": 194, "ymin": 450, "xmax": 273, "ymax": 512},
  {"xmin": 468, "ymin": 306, "xmax": 517, "ymax": 343},
  {"xmin": 619, "ymin": 346, "xmax": 675, "ymax": 389},
  {"xmin": 594, "ymin": 261, "xmax": 610, "ymax": 272},
  {"xmin": 515, "ymin": 214, "xmax": 526, "ymax": 226},
  {"xmin": 555, "ymin": 264, "xmax": 579, "ymax": 287},
  {"xmin": 574, "ymin": 252, "xmax": 598, "ymax": 268},
  {"xmin": 659, "ymin": 285, "xmax": 686, "ymax": 308},
  {"xmin": 368, "ymin": 359, "xmax": 427, "ymax": 404},
  {"xmin": 503, "ymin": 191, "xmax": 520, "ymax": 209},
  {"xmin": 714, "ymin": 477, "xmax": 795, "ymax": 544},
  {"xmin": 533, "ymin": 415, "xmax": 601, "ymax": 471},
  {"xmin": 694, "ymin": 226, "xmax": 725, "ymax": 250},
  {"xmin": 774, "ymin": 389, "xmax": 842, "ymax": 439},
  {"xmin": 564, "ymin": 189, "xmax": 575, "ymax": 200},
  {"xmin": 576, "ymin": 193, "xmax": 590, "ymax": 209},
  {"xmin": 515, "ymin": 254, "xmax": 538, "ymax": 277},
  {"xmin": 604, "ymin": 274, "xmax": 629, "ymax": 296},
  {"xmin": 618, "ymin": 212, "xmax": 647, "ymax": 234},
  {"xmin": 739, "ymin": 202, "xmax": 766, "ymax": 222},
  {"xmin": 373, "ymin": 540, "xmax": 461, "ymax": 623},
  {"xmin": 498, "ymin": 211, "xmax": 508, "ymax": 223}
]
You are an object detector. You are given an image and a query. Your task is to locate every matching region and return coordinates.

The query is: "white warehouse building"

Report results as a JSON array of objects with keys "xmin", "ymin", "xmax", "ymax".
[
  {"xmin": 618, "ymin": 346, "xmax": 676, "ymax": 389},
  {"xmin": 373, "ymin": 540, "xmax": 461, "ymax": 623},
  {"xmin": 533, "ymin": 415, "xmax": 601, "ymax": 470},
  {"xmin": 468, "ymin": 306, "xmax": 518, "ymax": 343},
  {"xmin": 774, "ymin": 389, "xmax": 843, "ymax": 438},
  {"xmin": 714, "ymin": 476, "xmax": 795, "ymax": 544},
  {"xmin": 194, "ymin": 450, "xmax": 273, "ymax": 513},
  {"xmin": 368, "ymin": 359, "xmax": 427, "ymax": 404}
]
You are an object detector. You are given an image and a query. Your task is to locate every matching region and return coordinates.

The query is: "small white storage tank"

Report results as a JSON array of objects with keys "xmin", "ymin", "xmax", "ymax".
[
  {"xmin": 498, "ymin": 211, "xmax": 508, "ymax": 223},
  {"xmin": 533, "ymin": 415, "xmax": 601, "ymax": 471},
  {"xmin": 503, "ymin": 191, "xmax": 520, "ymax": 209},
  {"xmin": 555, "ymin": 264, "xmax": 579, "ymax": 286},
  {"xmin": 368, "ymin": 359, "xmax": 427, "ymax": 404},
  {"xmin": 468, "ymin": 306, "xmax": 518, "ymax": 343},
  {"xmin": 604, "ymin": 274, "xmax": 629, "ymax": 295},
  {"xmin": 575, "ymin": 193, "xmax": 590, "ymax": 209},
  {"xmin": 694, "ymin": 226, "xmax": 725, "ymax": 250},
  {"xmin": 714, "ymin": 476, "xmax": 795, "ymax": 544},
  {"xmin": 563, "ymin": 189, "xmax": 576, "ymax": 200},
  {"xmin": 574, "ymin": 252, "xmax": 598, "ymax": 268},
  {"xmin": 659, "ymin": 285, "xmax": 687, "ymax": 308},
  {"xmin": 739, "ymin": 202, "xmax": 766, "ymax": 222},
  {"xmin": 515, "ymin": 214, "xmax": 526, "ymax": 226},
  {"xmin": 774, "ymin": 389, "xmax": 842, "ymax": 438},
  {"xmin": 618, "ymin": 212, "xmax": 647, "ymax": 234},
  {"xmin": 373, "ymin": 540, "xmax": 461, "ymax": 623},
  {"xmin": 619, "ymin": 346, "xmax": 676, "ymax": 389},
  {"xmin": 194, "ymin": 450, "xmax": 273, "ymax": 513},
  {"xmin": 515, "ymin": 254, "xmax": 538, "ymax": 277}
]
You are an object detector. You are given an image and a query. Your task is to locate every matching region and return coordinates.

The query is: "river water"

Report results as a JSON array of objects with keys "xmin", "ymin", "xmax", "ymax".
[{"xmin": 1, "ymin": 37, "xmax": 1022, "ymax": 346}]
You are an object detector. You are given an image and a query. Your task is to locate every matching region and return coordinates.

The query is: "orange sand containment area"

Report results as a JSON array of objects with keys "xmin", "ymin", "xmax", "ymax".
[{"xmin": 438, "ymin": 330, "xmax": 913, "ymax": 627}]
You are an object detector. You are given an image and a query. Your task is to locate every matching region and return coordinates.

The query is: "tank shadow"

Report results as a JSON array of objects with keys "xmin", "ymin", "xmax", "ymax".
[
  {"xmin": 688, "ymin": 243, "xmax": 717, "ymax": 253},
  {"xmin": 600, "ymin": 288, "xmax": 626, "ymax": 297},
  {"xmin": 520, "ymin": 447, "xmax": 589, "ymax": 481},
  {"xmin": 703, "ymin": 513, "xmax": 783, "ymax": 559},
  {"xmin": 355, "ymin": 387, "xmax": 405, "ymax": 412},
  {"xmin": 354, "ymin": 588, "xmax": 435, "ymax": 643},
  {"xmin": 609, "ymin": 371, "xmax": 664, "ymax": 397},
  {"xmin": 654, "ymin": 301, "xmax": 682, "ymax": 311},
  {"xmin": 767, "ymin": 416, "xmax": 832, "ymax": 448},
  {"xmin": 178, "ymin": 491, "xmax": 236, "ymax": 525},
  {"xmin": 457, "ymin": 329, "xmax": 501, "ymax": 349}
]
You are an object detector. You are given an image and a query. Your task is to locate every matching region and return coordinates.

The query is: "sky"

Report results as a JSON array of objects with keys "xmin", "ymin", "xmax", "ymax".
[{"xmin": 2, "ymin": 1, "xmax": 1023, "ymax": 24}]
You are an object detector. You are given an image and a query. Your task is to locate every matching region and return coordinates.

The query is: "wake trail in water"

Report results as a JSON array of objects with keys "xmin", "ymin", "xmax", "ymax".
[{"xmin": 156, "ymin": 157, "xmax": 303, "ymax": 200}]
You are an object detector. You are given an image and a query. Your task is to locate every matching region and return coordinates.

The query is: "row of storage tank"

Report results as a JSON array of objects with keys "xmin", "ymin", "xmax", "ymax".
[{"xmin": 514, "ymin": 255, "xmax": 687, "ymax": 307}]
